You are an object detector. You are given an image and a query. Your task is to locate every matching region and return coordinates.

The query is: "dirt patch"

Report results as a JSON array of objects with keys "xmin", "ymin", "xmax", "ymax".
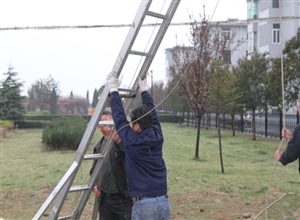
[
  {"xmin": 0, "ymin": 127, "xmax": 9, "ymax": 140},
  {"xmin": 294, "ymin": 207, "xmax": 300, "ymax": 218},
  {"xmin": 1, "ymin": 186, "xmax": 299, "ymax": 219},
  {"xmin": 169, "ymin": 188, "xmax": 298, "ymax": 220}
]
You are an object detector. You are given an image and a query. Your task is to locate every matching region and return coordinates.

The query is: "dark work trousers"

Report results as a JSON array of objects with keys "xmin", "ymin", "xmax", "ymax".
[{"xmin": 99, "ymin": 193, "xmax": 132, "ymax": 220}]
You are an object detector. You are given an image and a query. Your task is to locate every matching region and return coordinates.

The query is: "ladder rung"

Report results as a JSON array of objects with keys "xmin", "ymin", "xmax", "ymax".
[
  {"xmin": 98, "ymin": 121, "xmax": 115, "ymax": 126},
  {"xmin": 119, "ymin": 88, "xmax": 136, "ymax": 93},
  {"xmin": 130, "ymin": 50, "xmax": 150, "ymax": 56},
  {"xmin": 108, "ymin": 93, "xmax": 136, "ymax": 99},
  {"xmin": 69, "ymin": 185, "xmax": 90, "ymax": 192},
  {"xmin": 57, "ymin": 215, "xmax": 72, "ymax": 220},
  {"xmin": 147, "ymin": 11, "xmax": 166, "ymax": 19},
  {"xmin": 119, "ymin": 94, "xmax": 137, "ymax": 98},
  {"xmin": 83, "ymin": 154, "xmax": 105, "ymax": 160}
]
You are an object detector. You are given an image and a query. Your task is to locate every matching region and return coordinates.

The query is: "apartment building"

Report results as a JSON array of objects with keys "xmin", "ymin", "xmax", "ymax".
[
  {"xmin": 165, "ymin": 21, "xmax": 248, "ymax": 85},
  {"xmin": 247, "ymin": 0, "xmax": 300, "ymax": 58}
]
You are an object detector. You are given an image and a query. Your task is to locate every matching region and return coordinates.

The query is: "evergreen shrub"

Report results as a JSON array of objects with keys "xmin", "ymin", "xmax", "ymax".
[
  {"xmin": 0, "ymin": 120, "xmax": 14, "ymax": 128},
  {"xmin": 40, "ymin": 110, "xmax": 51, "ymax": 115},
  {"xmin": 24, "ymin": 115, "xmax": 55, "ymax": 121},
  {"xmin": 42, "ymin": 116, "xmax": 87, "ymax": 150}
]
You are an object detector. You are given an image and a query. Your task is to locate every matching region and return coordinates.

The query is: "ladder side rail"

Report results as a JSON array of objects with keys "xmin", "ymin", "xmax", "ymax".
[
  {"xmin": 42, "ymin": 1, "xmax": 153, "ymax": 217},
  {"xmin": 71, "ymin": 138, "xmax": 115, "ymax": 219},
  {"xmin": 48, "ymin": 178, "xmax": 77, "ymax": 219},
  {"xmin": 123, "ymin": 0, "xmax": 181, "ymax": 113},
  {"xmin": 47, "ymin": 88, "xmax": 111, "ymax": 219},
  {"xmin": 142, "ymin": 0, "xmax": 181, "ymax": 70},
  {"xmin": 91, "ymin": 196, "xmax": 98, "ymax": 220},
  {"xmin": 111, "ymin": 0, "xmax": 152, "ymax": 77},
  {"xmin": 33, "ymin": 161, "xmax": 79, "ymax": 220}
]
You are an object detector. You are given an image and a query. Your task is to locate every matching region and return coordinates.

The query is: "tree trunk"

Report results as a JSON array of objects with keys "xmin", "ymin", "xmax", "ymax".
[
  {"xmin": 252, "ymin": 109, "xmax": 256, "ymax": 141},
  {"xmin": 194, "ymin": 115, "xmax": 202, "ymax": 159},
  {"xmin": 179, "ymin": 111, "xmax": 182, "ymax": 125},
  {"xmin": 264, "ymin": 108, "xmax": 268, "ymax": 137},
  {"xmin": 205, "ymin": 112, "xmax": 209, "ymax": 130},
  {"xmin": 231, "ymin": 113, "xmax": 235, "ymax": 136},
  {"xmin": 217, "ymin": 115, "xmax": 225, "ymax": 173}
]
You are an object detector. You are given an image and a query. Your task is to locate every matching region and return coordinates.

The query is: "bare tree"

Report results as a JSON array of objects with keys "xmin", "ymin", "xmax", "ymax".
[
  {"xmin": 152, "ymin": 80, "xmax": 165, "ymax": 111},
  {"xmin": 27, "ymin": 75, "xmax": 60, "ymax": 112},
  {"xmin": 169, "ymin": 12, "xmax": 240, "ymax": 159}
]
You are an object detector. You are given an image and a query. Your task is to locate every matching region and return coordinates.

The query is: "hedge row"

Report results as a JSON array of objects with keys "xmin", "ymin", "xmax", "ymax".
[
  {"xmin": 16, "ymin": 120, "xmax": 51, "ymax": 129},
  {"xmin": 157, "ymin": 114, "xmax": 183, "ymax": 123},
  {"xmin": 24, "ymin": 115, "xmax": 92, "ymax": 121},
  {"xmin": 19, "ymin": 114, "xmax": 182, "ymax": 129}
]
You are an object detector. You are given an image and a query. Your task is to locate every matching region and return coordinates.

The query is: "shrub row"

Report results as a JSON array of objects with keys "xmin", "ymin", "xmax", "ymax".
[
  {"xmin": 24, "ymin": 114, "xmax": 92, "ymax": 122},
  {"xmin": 9, "ymin": 114, "xmax": 182, "ymax": 151},
  {"xmin": 16, "ymin": 120, "xmax": 51, "ymax": 129},
  {"xmin": 157, "ymin": 114, "xmax": 183, "ymax": 123},
  {"xmin": 22, "ymin": 114, "xmax": 180, "ymax": 126}
]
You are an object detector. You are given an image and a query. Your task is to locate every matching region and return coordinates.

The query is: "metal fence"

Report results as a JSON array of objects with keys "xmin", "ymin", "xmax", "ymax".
[{"xmin": 183, "ymin": 112, "xmax": 300, "ymax": 140}]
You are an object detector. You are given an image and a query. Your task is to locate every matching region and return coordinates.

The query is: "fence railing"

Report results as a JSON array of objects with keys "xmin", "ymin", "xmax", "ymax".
[{"xmin": 176, "ymin": 111, "xmax": 300, "ymax": 140}]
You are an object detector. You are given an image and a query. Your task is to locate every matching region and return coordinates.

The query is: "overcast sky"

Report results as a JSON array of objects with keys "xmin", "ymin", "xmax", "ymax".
[{"xmin": 0, "ymin": 0, "xmax": 247, "ymax": 98}]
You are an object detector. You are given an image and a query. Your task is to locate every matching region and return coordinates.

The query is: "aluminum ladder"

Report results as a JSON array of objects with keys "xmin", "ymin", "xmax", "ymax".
[{"xmin": 33, "ymin": 0, "xmax": 180, "ymax": 219}]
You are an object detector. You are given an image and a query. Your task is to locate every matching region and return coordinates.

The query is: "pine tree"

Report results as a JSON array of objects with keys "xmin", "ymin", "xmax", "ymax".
[
  {"xmin": 50, "ymin": 88, "xmax": 58, "ymax": 114},
  {"xmin": 69, "ymin": 91, "xmax": 73, "ymax": 100},
  {"xmin": 0, "ymin": 67, "xmax": 26, "ymax": 128},
  {"xmin": 91, "ymin": 88, "xmax": 98, "ymax": 108},
  {"xmin": 86, "ymin": 90, "xmax": 90, "ymax": 108}
]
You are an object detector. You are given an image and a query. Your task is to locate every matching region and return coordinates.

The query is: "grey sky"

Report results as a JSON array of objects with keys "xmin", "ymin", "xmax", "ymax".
[{"xmin": 0, "ymin": 0, "xmax": 247, "ymax": 98}]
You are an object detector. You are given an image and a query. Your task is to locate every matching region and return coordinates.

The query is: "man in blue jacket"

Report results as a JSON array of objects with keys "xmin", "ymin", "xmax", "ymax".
[{"xmin": 107, "ymin": 72, "xmax": 170, "ymax": 220}]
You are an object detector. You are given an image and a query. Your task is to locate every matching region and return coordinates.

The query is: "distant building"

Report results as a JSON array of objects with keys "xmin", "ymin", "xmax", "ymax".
[
  {"xmin": 165, "ymin": 20, "xmax": 248, "ymax": 85},
  {"xmin": 246, "ymin": 0, "xmax": 300, "ymax": 113},
  {"xmin": 246, "ymin": 0, "xmax": 300, "ymax": 59}
]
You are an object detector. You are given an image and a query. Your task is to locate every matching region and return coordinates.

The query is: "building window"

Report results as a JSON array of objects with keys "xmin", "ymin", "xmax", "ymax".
[
  {"xmin": 247, "ymin": 0, "xmax": 258, "ymax": 20},
  {"xmin": 222, "ymin": 30, "xmax": 231, "ymax": 40},
  {"xmin": 272, "ymin": 0, "xmax": 279, "ymax": 8},
  {"xmin": 223, "ymin": 50, "xmax": 231, "ymax": 64},
  {"xmin": 272, "ymin": 23, "xmax": 280, "ymax": 44}
]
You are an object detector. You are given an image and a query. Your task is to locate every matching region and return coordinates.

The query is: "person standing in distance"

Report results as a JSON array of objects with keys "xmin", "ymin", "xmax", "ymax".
[{"xmin": 107, "ymin": 72, "xmax": 170, "ymax": 220}]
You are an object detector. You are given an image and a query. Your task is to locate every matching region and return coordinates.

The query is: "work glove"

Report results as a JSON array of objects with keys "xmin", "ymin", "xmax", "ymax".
[
  {"xmin": 138, "ymin": 76, "xmax": 147, "ymax": 92},
  {"xmin": 107, "ymin": 72, "xmax": 121, "ymax": 93}
]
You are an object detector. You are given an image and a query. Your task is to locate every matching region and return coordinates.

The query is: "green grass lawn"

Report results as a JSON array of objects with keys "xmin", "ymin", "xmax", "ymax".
[{"xmin": 1, "ymin": 123, "xmax": 299, "ymax": 220}]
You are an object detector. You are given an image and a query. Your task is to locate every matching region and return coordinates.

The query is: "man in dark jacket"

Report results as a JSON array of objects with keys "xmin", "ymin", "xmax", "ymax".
[
  {"xmin": 275, "ymin": 97, "xmax": 300, "ymax": 173},
  {"xmin": 107, "ymin": 73, "xmax": 170, "ymax": 220},
  {"xmin": 90, "ymin": 110, "xmax": 132, "ymax": 220}
]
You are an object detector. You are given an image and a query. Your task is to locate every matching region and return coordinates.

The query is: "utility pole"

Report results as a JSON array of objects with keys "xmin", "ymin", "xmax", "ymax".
[{"xmin": 150, "ymin": 70, "xmax": 153, "ymax": 96}]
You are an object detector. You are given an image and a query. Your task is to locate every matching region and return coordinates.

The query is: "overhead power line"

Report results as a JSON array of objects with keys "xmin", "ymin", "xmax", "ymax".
[{"xmin": 0, "ymin": 16, "xmax": 299, "ymax": 31}]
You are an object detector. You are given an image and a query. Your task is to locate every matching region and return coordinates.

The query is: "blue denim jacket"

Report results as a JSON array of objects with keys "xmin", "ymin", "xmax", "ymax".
[
  {"xmin": 280, "ymin": 123, "xmax": 300, "ymax": 173},
  {"xmin": 111, "ymin": 91, "xmax": 168, "ymax": 197}
]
